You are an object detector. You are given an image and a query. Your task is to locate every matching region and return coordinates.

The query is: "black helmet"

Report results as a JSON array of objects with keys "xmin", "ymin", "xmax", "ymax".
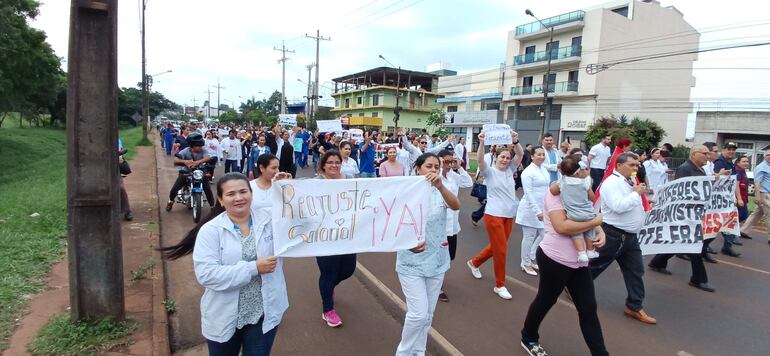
[{"xmin": 188, "ymin": 132, "xmax": 205, "ymax": 147}]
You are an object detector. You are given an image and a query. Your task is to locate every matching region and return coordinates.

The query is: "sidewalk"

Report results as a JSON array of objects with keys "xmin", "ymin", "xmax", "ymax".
[{"xmin": 2, "ymin": 145, "xmax": 168, "ymax": 355}]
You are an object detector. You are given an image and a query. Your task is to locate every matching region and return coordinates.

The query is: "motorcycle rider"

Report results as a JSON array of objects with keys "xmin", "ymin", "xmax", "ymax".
[{"xmin": 166, "ymin": 132, "xmax": 215, "ymax": 211}]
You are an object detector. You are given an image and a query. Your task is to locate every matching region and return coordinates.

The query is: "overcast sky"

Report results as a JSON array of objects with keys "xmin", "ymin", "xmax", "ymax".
[{"xmin": 32, "ymin": 0, "xmax": 770, "ymax": 113}]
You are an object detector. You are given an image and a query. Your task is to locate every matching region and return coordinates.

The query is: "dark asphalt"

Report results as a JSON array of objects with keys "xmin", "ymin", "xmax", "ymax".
[{"xmin": 158, "ymin": 146, "xmax": 770, "ymax": 355}]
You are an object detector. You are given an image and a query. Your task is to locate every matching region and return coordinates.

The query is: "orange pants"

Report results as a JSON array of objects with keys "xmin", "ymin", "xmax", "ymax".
[{"xmin": 471, "ymin": 214, "xmax": 514, "ymax": 288}]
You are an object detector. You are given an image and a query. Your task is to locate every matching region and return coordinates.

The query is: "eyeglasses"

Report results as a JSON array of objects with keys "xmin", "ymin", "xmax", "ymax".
[
  {"xmin": 419, "ymin": 141, "xmax": 427, "ymax": 145},
  {"xmin": 325, "ymin": 161, "xmax": 341, "ymax": 166},
  {"xmin": 696, "ymin": 151, "xmax": 709, "ymax": 155}
]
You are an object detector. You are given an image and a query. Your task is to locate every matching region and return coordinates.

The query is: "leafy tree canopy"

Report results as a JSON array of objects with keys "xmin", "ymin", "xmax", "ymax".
[{"xmin": 584, "ymin": 114, "xmax": 666, "ymax": 151}]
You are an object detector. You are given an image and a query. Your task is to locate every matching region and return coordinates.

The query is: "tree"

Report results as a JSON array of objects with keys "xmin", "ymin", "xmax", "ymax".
[
  {"xmin": 0, "ymin": 0, "xmax": 64, "ymax": 127},
  {"xmin": 118, "ymin": 86, "xmax": 178, "ymax": 125},
  {"xmin": 584, "ymin": 114, "xmax": 666, "ymax": 150},
  {"xmin": 218, "ymin": 109, "xmax": 239, "ymax": 125},
  {"xmin": 426, "ymin": 109, "xmax": 448, "ymax": 136}
]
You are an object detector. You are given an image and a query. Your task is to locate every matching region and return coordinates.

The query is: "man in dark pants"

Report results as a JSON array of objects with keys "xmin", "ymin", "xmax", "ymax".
[
  {"xmin": 588, "ymin": 134, "xmax": 612, "ymax": 192},
  {"xmin": 711, "ymin": 141, "xmax": 742, "ymax": 257},
  {"xmin": 165, "ymin": 133, "xmax": 215, "ymax": 211},
  {"xmin": 278, "ymin": 130, "xmax": 297, "ymax": 178},
  {"xmin": 648, "ymin": 144, "xmax": 715, "ymax": 292},
  {"xmin": 590, "ymin": 152, "xmax": 657, "ymax": 324}
]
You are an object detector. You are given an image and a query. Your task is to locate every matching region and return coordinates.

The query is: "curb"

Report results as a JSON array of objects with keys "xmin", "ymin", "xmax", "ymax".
[
  {"xmin": 353, "ymin": 262, "xmax": 463, "ymax": 356},
  {"xmin": 150, "ymin": 138, "xmax": 171, "ymax": 356}
]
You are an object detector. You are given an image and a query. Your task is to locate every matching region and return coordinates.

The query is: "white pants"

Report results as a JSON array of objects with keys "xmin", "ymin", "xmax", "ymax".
[
  {"xmin": 396, "ymin": 273, "xmax": 444, "ymax": 356},
  {"xmin": 520, "ymin": 226, "xmax": 544, "ymax": 267}
]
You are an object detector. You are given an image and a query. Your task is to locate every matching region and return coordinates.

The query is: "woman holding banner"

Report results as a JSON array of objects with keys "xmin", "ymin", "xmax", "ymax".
[
  {"xmin": 467, "ymin": 129, "xmax": 523, "ymax": 300},
  {"xmin": 160, "ymin": 173, "xmax": 288, "ymax": 356},
  {"xmin": 249, "ymin": 154, "xmax": 291, "ymax": 210},
  {"xmin": 315, "ymin": 150, "xmax": 357, "ymax": 328},
  {"xmin": 395, "ymin": 152, "xmax": 461, "ymax": 356}
]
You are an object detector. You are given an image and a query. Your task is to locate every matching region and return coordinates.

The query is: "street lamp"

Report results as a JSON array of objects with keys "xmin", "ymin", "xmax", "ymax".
[
  {"xmin": 378, "ymin": 54, "xmax": 401, "ymax": 134},
  {"xmin": 525, "ymin": 9, "xmax": 554, "ymax": 140}
]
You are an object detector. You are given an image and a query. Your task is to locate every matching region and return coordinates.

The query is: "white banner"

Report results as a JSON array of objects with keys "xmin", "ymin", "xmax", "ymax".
[
  {"xmin": 278, "ymin": 114, "xmax": 297, "ymax": 126},
  {"xmin": 350, "ymin": 128, "xmax": 364, "ymax": 142},
  {"xmin": 270, "ymin": 176, "xmax": 432, "ymax": 257},
  {"xmin": 639, "ymin": 176, "xmax": 738, "ymax": 255},
  {"xmin": 482, "ymin": 124, "xmax": 512, "ymax": 145},
  {"xmin": 317, "ymin": 119, "xmax": 343, "ymax": 133}
]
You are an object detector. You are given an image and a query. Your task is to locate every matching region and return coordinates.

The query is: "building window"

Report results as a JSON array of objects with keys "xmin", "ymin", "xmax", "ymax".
[
  {"xmin": 358, "ymin": 112, "xmax": 364, "ymax": 117},
  {"xmin": 345, "ymin": 98, "xmax": 350, "ymax": 108},
  {"xmin": 335, "ymin": 98, "xmax": 339, "ymax": 108},
  {"xmin": 372, "ymin": 94, "xmax": 380, "ymax": 106},
  {"xmin": 485, "ymin": 102, "xmax": 501, "ymax": 111},
  {"xmin": 611, "ymin": 6, "xmax": 629, "ymax": 17},
  {"xmin": 372, "ymin": 112, "xmax": 379, "ymax": 118},
  {"xmin": 447, "ymin": 105, "xmax": 458, "ymax": 112},
  {"xmin": 357, "ymin": 96, "xmax": 363, "ymax": 105}
]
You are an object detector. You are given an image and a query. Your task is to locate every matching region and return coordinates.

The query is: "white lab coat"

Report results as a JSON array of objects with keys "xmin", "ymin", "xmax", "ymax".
[{"xmin": 515, "ymin": 163, "xmax": 551, "ymax": 229}]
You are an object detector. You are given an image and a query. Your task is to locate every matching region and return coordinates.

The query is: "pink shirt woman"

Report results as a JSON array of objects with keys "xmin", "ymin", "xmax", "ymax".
[{"xmin": 379, "ymin": 146, "xmax": 407, "ymax": 177}]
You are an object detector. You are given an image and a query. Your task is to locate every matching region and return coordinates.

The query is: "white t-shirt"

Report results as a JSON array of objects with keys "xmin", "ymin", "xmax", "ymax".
[
  {"xmin": 481, "ymin": 165, "xmax": 518, "ymax": 218},
  {"xmin": 248, "ymin": 180, "xmax": 272, "ymax": 210},
  {"xmin": 588, "ymin": 143, "xmax": 612, "ymax": 170},
  {"xmin": 703, "ymin": 161, "xmax": 715, "ymax": 176},
  {"xmin": 341, "ymin": 157, "xmax": 360, "ymax": 178}
]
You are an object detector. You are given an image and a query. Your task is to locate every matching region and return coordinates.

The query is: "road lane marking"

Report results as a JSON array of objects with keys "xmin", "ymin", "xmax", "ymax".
[
  {"xmin": 715, "ymin": 258, "xmax": 770, "ymax": 276},
  {"xmin": 504, "ymin": 275, "xmax": 577, "ymax": 311},
  {"xmin": 355, "ymin": 262, "xmax": 464, "ymax": 356}
]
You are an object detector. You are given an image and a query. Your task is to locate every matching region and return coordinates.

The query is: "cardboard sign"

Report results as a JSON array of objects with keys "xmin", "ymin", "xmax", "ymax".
[
  {"xmin": 350, "ymin": 129, "xmax": 364, "ymax": 142},
  {"xmin": 270, "ymin": 176, "xmax": 431, "ymax": 257},
  {"xmin": 317, "ymin": 119, "xmax": 343, "ymax": 133},
  {"xmin": 482, "ymin": 124, "xmax": 512, "ymax": 145},
  {"xmin": 278, "ymin": 114, "xmax": 297, "ymax": 126}
]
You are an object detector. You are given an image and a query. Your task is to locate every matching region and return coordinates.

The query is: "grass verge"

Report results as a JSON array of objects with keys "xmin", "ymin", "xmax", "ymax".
[
  {"xmin": 28, "ymin": 314, "xmax": 136, "ymax": 356},
  {"xmin": 0, "ymin": 126, "xmax": 145, "ymax": 351}
]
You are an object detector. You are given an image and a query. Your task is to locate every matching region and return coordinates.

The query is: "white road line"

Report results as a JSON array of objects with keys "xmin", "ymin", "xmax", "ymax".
[{"xmin": 715, "ymin": 258, "xmax": 770, "ymax": 276}]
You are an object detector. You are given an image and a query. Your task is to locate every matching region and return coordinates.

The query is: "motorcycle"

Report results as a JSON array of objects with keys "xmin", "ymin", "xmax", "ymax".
[{"xmin": 176, "ymin": 163, "xmax": 211, "ymax": 223}]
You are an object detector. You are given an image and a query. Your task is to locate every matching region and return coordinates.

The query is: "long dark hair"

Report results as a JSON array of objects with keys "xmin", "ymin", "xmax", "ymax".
[
  {"xmin": 255, "ymin": 153, "xmax": 278, "ymax": 178},
  {"xmin": 160, "ymin": 173, "xmax": 252, "ymax": 260},
  {"xmin": 413, "ymin": 152, "xmax": 439, "ymax": 174}
]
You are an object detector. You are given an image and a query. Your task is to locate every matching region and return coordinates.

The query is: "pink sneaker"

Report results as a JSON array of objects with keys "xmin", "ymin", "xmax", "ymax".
[{"xmin": 322, "ymin": 309, "xmax": 343, "ymax": 327}]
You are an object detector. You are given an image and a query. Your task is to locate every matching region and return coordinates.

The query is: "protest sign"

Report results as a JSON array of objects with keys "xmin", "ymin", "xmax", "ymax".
[
  {"xmin": 639, "ymin": 176, "xmax": 710, "ymax": 255},
  {"xmin": 350, "ymin": 128, "xmax": 364, "ymax": 142},
  {"xmin": 639, "ymin": 176, "xmax": 738, "ymax": 255},
  {"xmin": 317, "ymin": 119, "xmax": 343, "ymax": 133},
  {"xmin": 270, "ymin": 176, "xmax": 432, "ymax": 257},
  {"xmin": 702, "ymin": 176, "xmax": 740, "ymax": 239},
  {"xmin": 278, "ymin": 114, "xmax": 297, "ymax": 126},
  {"xmin": 482, "ymin": 124, "xmax": 512, "ymax": 145}
]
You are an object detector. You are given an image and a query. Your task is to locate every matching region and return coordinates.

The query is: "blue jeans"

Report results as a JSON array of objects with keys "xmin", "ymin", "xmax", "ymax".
[
  {"xmin": 316, "ymin": 254, "xmax": 357, "ymax": 312},
  {"xmin": 471, "ymin": 201, "xmax": 486, "ymax": 223},
  {"xmin": 224, "ymin": 160, "xmax": 240, "ymax": 174},
  {"xmin": 360, "ymin": 171, "xmax": 377, "ymax": 178},
  {"xmin": 206, "ymin": 317, "xmax": 277, "ymax": 356},
  {"xmin": 164, "ymin": 139, "xmax": 174, "ymax": 155}
]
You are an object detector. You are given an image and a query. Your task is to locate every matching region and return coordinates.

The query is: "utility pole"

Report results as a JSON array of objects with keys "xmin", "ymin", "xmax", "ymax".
[
  {"xmin": 274, "ymin": 41, "xmax": 295, "ymax": 115},
  {"xmin": 190, "ymin": 95, "xmax": 197, "ymax": 116},
  {"xmin": 140, "ymin": 0, "xmax": 149, "ymax": 140},
  {"xmin": 213, "ymin": 81, "xmax": 225, "ymax": 118},
  {"xmin": 306, "ymin": 29, "xmax": 330, "ymax": 122},
  {"xmin": 525, "ymin": 9, "xmax": 553, "ymax": 140},
  {"xmin": 66, "ymin": 0, "xmax": 124, "ymax": 321},
  {"xmin": 306, "ymin": 63, "xmax": 314, "ymax": 120},
  {"xmin": 203, "ymin": 86, "xmax": 213, "ymax": 118}
]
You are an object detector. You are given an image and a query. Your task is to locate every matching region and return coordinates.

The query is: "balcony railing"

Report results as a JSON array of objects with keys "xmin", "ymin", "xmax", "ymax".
[
  {"xmin": 511, "ymin": 81, "xmax": 579, "ymax": 96},
  {"xmin": 515, "ymin": 10, "xmax": 585, "ymax": 36},
  {"xmin": 514, "ymin": 45, "xmax": 582, "ymax": 66}
]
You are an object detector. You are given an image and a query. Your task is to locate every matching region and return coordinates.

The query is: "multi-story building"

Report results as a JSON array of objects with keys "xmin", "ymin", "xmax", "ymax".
[
  {"xmin": 330, "ymin": 67, "xmax": 444, "ymax": 132},
  {"xmin": 503, "ymin": 0, "xmax": 698, "ymax": 146}
]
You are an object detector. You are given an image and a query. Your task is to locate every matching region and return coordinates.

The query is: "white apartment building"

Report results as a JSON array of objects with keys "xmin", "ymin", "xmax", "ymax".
[{"xmin": 438, "ymin": 0, "xmax": 698, "ymax": 148}]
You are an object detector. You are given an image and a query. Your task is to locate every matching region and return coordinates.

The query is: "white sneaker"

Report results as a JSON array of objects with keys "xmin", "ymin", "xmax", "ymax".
[
  {"xmin": 577, "ymin": 252, "xmax": 590, "ymax": 263},
  {"xmin": 493, "ymin": 286, "xmax": 512, "ymax": 300},
  {"xmin": 467, "ymin": 260, "xmax": 482, "ymax": 279},
  {"xmin": 522, "ymin": 265, "xmax": 538, "ymax": 276},
  {"xmin": 587, "ymin": 250, "xmax": 600, "ymax": 259}
]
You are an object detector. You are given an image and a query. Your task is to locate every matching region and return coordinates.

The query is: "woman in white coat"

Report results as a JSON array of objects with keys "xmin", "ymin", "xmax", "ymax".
[
  {"xmin": 516, "ymin": 146, "xmax": 550, "ymax": 276},
  {"xmin": 643, "ymin": 148, "xmax": 669, "ymax": 197},
  {"xmin": 161, "ymin": 173, "xmax": 288, "ymax": 356}
]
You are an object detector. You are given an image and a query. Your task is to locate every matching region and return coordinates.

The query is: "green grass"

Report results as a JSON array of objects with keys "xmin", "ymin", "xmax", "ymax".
[
  {"xmin": 28, "ymin": 314, "xmax": 136, "ymax": 356},
  {"xmin": 0, "ymin": 126, "xmax": 145, "ymax": 351},
  {"xmin": 469, "ymin": 159, "xmax": 478, "ymax": 174}
]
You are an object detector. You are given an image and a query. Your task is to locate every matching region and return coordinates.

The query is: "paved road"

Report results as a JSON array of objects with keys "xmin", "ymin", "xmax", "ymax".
[{"xmin": 158, "ymin": 147, "xmax": 770, "ymax": 355}]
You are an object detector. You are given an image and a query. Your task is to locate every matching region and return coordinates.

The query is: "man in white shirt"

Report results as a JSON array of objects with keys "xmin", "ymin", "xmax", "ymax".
[
  {"xmin": 588, "ymin": 135, "xmax": 613, "ymax": 191},
  {"xmin": 541, "ymin": 133, "xmax": 561, "ymax": 183},
  {"xmin": 219, "ymin": 129, "xmax": 242, "ymax": 173},
  {"xmin": 591, "ymin": 152, "xmax": 657, "ymax": 325}
]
